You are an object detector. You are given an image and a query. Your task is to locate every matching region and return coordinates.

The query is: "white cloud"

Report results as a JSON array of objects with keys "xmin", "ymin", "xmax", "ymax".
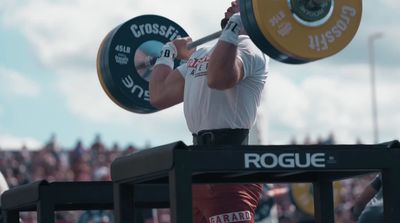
[
  {"xmin": 56, "ymin": 68, "xmax": 190, "ymax": 145},
  {"xmin": 383, "ymin": 0, "xmax": 400, "ymax": 10},
  {"xmin": 0, "ymin": 0, "xmax": 229, "ymax": 116},
  {"xmin": 263, "ymin": 63, "xmax": 400, "ymax": 144},
  {"xmin": 0, "ymin": 134, "xmax": 42, "ymax": 150},
  {"xmin": 0, "ymin": 66, "xmax": 41, "ymax": 97},
  {"xmin": 0, "ymin": 0, "xmax": 230, "ymax": 146},
  {"xmin": 0, "ymin": 0, "xmax": 17, "ymax": 16},
  {"xmin": 55, "ymin": 68, "xmax": 187, "ymax": 123},
  {"xmin": 1, "ymin": 0, "xmax": 227, "ymax": 70}
]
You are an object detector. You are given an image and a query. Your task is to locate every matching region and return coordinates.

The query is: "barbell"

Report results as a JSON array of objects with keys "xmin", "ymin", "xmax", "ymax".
[{"xmin": 96, "ymin": 0, "xmax": 362, "ymax": 114}]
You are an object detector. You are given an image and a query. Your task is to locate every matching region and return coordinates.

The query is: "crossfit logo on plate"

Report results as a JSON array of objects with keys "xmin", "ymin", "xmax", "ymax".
[
  {"xmin": 209, "ymin": 211, "xmax": 251, "ymax": 223},
  {"xmin": 308, "ymin": 5, "xmax": 358, "ymax": 52},
  {"xmin": 244, "ymin": 153, "xmax": 327, "ymax": 169},
  {"xmin": 130, "ymin": 23, "xmax": 182, "ymax": 41}
]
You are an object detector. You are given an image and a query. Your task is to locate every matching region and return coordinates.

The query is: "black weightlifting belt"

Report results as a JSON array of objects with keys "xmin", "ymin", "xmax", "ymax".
[{"xmin": 192, "ymin": 128, "xmax": 249, "ymax": 146}]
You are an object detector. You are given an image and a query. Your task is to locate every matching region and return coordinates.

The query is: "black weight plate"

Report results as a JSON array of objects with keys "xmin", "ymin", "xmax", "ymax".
[{"xmin": 97, "ymin": 15, "xmax": 189, "ymax": 113}]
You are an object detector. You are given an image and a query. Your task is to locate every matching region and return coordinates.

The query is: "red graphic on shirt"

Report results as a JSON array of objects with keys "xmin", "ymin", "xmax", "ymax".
[
  {"xmin": 187, "ymin": 55, "xmax": 210, "ymax": 77},
  {"xmin": 187, "ymin": 56, "xmax": 210, "ymax": 68}
]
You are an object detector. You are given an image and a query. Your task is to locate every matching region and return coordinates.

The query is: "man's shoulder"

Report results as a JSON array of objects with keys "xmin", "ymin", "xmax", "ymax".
[
  {"xmin": 238, "ymin": 35, "xmax": 268, "ymax": 60},
  {"xmin": 238, "ymin": 35, "xmax": 258, "ymax": 49}
]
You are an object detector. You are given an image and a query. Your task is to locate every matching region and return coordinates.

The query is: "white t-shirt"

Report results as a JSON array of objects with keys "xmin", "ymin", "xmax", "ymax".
[{"xmin": 177, "ymin": 35, "xmax": 269, "ymax": 134}]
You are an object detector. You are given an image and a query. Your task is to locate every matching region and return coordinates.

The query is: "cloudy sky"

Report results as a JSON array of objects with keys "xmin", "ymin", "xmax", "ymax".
[{"xmin": 0, "ymin": 0, "xmax": 399, "ymax": 150}]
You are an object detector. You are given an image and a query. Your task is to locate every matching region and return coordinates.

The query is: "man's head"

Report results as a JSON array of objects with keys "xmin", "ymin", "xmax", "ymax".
[{"xmin": 221, "ymin": 0, "xmax": 240, "ymax": 29}]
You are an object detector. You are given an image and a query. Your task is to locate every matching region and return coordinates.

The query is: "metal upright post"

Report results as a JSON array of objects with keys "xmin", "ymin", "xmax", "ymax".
[
  {"xmin": 169, "ymin": 150, "xmax": 192, "ymax": 223},
  {"xmin": 313, "ymin": 180, "xmax": 334, "ymax": 223}
]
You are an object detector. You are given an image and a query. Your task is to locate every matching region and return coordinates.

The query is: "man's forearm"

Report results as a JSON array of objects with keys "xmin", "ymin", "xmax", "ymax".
[
  {"xmin": 351, "ymin": 185, "xmax": 378, "ymax": 220},
  {"xmin": 207, "ymin": 13, "xmax": 243, "ymax": 90},
  {"xmin": 149, "ymin": 65, "xmax": 173, "ymax": 107}
]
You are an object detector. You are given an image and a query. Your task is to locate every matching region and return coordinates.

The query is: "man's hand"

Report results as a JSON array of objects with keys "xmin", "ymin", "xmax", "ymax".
[
  {"xmin": 173, "ymin": 37, "xmax": 196, "ymax": 60},
  {"xmin": 219, "ymin": 13, "xmax": 244, "ymax": 46},
  {"xmin": 228, "ymin": 13, "xmax": 246, "ymax": 35}
]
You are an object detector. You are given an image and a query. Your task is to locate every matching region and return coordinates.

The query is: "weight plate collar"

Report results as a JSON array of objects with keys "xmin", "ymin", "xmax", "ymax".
[{"xmin": 289, "ymin": 0, "xmax": 334, "ymax": 27}]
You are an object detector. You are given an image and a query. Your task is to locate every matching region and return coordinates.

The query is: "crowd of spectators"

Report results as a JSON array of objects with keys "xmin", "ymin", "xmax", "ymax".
[
  {"xmin": 0, "ymin": 133, "xmax": 377, "ymax": 223},
  {"xmin": 0, "ymin": 134, "xmax": 139, "ymax": 223}
]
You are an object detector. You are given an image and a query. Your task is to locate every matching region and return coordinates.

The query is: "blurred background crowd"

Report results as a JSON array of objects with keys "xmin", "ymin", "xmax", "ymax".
[{"xmin": 0, "ymin": 133, "xmax": 377, "ymax": 223}]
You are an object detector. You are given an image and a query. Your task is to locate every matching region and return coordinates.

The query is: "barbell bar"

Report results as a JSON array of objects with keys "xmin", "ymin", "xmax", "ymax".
[{"xmin": 135, "ymin": 30, "xmax": 223, "ymax": 70}]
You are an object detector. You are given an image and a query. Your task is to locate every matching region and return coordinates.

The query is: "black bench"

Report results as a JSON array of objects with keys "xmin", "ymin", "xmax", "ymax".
[
  {"xmin": 111, "ymin": 140, "xmax": 400, "ymax": 223},
  {"xmin": 1, "ymin": 180, "xmax": 169, "ymax": 223}
]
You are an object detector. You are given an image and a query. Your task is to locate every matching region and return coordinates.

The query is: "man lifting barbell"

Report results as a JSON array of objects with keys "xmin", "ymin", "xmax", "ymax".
[
  {"xmin": 149, "ymin": 1, "xmax": 268, "ymax": 222},
  {"xmin": 95, "ymin": 1, "xmax": 364, "ymax": 222},
  {"xmin": 97, "ymin": 0, "xmax": 362, "ymax": 114}
]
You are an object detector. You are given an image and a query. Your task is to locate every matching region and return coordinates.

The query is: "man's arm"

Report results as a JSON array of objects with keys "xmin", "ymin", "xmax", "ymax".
[
  {"xmin": 350, "ymin": 185, "xmax": 378, "ymax": 220},
  {"xmin": 149, "ymin": 38, "xmax": 194, "ymax": 110},
  {"xmin": 350, "ymin": 175, "xmax": 381, "ymax": 221},
  {"xmin": 208, "ymin": 14, "xmax": 244, "ymax": 90},
  {"xmin": 208, "ymin": 41, "xmax": 243, "ymax": 90},
  {"xmin": 149, "ymin": 65, "xmax": 184, "ymax": 110}
]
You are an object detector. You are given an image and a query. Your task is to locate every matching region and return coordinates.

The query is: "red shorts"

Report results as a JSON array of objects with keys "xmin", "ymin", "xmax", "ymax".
[{"xmin": 192, "ymin": 184, "xmax": 263, "ymax": 223}]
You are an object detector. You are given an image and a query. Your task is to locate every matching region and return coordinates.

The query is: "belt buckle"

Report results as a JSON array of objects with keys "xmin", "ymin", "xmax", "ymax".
[{"xmin": 199, "ymin": 132, "xmax": 215, "ymax": 145}]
